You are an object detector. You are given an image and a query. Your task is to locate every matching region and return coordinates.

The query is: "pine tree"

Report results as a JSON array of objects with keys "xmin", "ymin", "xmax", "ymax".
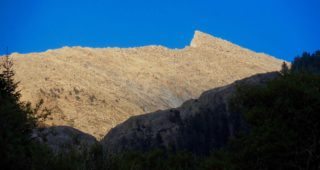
[
  {"xmin": 0, "ymin": 54, "xmax": 36, "ymax": 169},
  {"xmin": 280, "ymin": 62, "xmax": 289, "ymax": 75},
  {"xmin": 1, "ymin": 56, "xmax": 19, "ymax": 98}
]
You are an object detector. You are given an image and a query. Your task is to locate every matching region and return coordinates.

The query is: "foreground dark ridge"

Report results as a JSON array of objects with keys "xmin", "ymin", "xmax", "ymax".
[{"xmin": 101, "ymin": 72, "xmax": 279, "ymax": 154}]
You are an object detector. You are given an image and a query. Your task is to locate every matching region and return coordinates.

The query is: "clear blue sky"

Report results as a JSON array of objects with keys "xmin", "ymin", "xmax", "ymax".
[{"xmin": 0, "ymin": 0, "xmax": 319, "ymax": 61}]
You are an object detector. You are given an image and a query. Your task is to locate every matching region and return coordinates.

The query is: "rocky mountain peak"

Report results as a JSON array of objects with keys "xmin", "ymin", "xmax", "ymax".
[
  {"xmin": 9, "ymin": 31, "xmax": 284, "ymax": 138},
  {"xmin": 190, "ymin": 30, "xmax": 241, "ymax": 50}
]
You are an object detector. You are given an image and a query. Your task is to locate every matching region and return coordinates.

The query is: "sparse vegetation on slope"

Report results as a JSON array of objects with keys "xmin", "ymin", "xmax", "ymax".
[
  {"xmin": 2, "ymin": 48, "xmax": 319, "ymax": 170},
  {"xmin": 10, "ymin": 31, "xmax": 284, "ymax": 137}
]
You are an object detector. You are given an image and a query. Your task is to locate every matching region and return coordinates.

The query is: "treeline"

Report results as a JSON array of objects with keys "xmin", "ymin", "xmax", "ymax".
[
  {"xmin": 291, "ymin": 51, "xmax": 320, "ymax": 74},
  {"xmin": 0, "ymin": 51, "xmax": 319, "ymax": 170},
  {"xmin": 226, "ymin": 52, "xmax": 320, "ymax": 169}
]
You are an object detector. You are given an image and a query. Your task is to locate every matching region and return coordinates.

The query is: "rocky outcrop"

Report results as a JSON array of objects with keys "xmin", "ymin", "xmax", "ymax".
[
  {"xmin": 101, "ymin": 72, "xmax": 279, "ymax": 154},
  {"xmin": 32, "ymin": 126, "xmax": 97, "ymax": 153},
  {"xmin": 190, "ymin": 31, "xmax": 240, "ymax": 50}
]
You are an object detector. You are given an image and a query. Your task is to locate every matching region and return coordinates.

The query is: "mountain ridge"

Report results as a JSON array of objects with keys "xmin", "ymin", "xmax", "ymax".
[{"xmin": 10, "ymin": 30, "xmax": 277, "ymax": 58}]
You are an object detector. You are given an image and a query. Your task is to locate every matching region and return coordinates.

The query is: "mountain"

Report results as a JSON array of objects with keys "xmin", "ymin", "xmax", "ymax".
[
  {"xmin": 8, "ymin": 30, "xmax": 284, "ymax": 138},
  {"xmin": 101, "ymin": 72, "xmax": 279, "ymax": 154}
]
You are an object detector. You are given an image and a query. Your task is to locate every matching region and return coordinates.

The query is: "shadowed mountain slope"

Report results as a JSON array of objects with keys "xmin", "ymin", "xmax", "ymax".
[{"xmin": 101, "ymin": 72, "xmax": 279, "ymax": 154}]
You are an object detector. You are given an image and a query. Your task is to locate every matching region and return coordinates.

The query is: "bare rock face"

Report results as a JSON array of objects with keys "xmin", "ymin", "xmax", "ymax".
[
  {"xmin": 190, "ymin": 31, "xmax": 237, "ymax": 50},
  {"xmin": 101, "ymin": 72, "xmax": 279, "ymax": 154},
  {"xmin": 7, "ymin": 30, "xmax": 284, "ymax": 138},
  {"xmin": 32, "ymin": 126, "xmax": 97, "ymax": 153}
]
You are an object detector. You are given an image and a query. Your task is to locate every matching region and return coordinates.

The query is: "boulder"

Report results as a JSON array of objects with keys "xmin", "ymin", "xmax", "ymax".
[{"xmin": 32, "ymin": 126, "xmax": 97, "ymax": 153}]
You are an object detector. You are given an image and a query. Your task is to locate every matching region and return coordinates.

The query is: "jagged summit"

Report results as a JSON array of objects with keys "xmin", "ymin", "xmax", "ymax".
[
  {"xmin": 190, "ymin": 30, "xmax": 241, "ymax": 50},
  {"xmin": 8, "ymin": 31, "xmax": 284, "ymax": 138},
  {"xmin": 190, "ymin": 30, "xmax": 212, "ymax": 47}
]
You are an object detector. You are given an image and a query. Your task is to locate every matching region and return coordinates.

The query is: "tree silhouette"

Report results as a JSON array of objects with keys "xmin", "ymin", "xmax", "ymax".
[{"xmin": 280, "ymin": 62, "xmax": 289, "ymax": 75}]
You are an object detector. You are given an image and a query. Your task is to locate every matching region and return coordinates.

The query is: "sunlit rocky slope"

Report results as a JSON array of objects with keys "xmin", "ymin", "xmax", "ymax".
[{"xmin": 8, "ymin": 31, "xmax": 284, "ymax": 138}]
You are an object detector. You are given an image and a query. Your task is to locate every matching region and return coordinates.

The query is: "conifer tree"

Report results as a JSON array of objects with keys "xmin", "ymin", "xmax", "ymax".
[
  {"xmin": 0, "ymin": 54, "xmax": 36, "ymax": 169},
  {"xmin": 280, "ymin": 62, "xmax": 289, "ymax": 75}
]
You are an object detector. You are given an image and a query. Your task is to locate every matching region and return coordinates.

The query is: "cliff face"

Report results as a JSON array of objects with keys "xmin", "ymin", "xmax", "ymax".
[
  {"xmin": 8, "ymin": 31, "xmax": 284, "ymax": 138},
  {"xmin": 101, "ymin": 72, "xmax": 279, "ymax": 154}
]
